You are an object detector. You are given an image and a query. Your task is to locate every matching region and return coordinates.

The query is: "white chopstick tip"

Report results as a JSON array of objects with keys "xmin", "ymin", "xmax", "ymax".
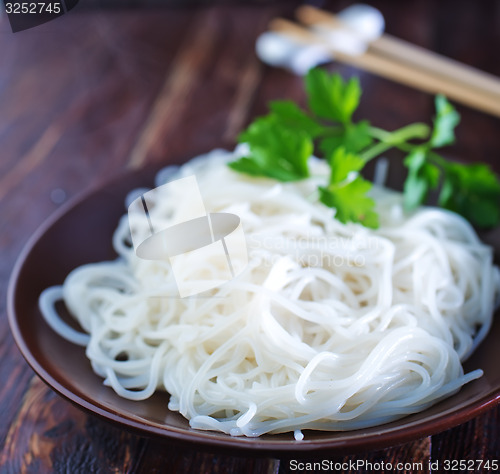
[
  {"xmin": 338, "ymin": 4, "xmax": 385, "ymax": 41},
  {"xmin": 255, "ymin": 31, "xmax": 331, "ymax": 75},
  {"xmin": 256, "ymin": 31, "xmax": 297, "ymax": 67}
]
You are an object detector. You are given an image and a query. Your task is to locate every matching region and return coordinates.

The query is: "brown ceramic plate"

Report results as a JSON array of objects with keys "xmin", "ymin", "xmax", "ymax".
[{"xmin": 7, "ymin": 165, "xmax": 500, "ymax": 455}]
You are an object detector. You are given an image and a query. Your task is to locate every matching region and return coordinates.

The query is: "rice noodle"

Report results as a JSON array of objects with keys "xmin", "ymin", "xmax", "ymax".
[{"xmin": 39, "ymin": 147, "xmax": 500, "ymax": 437}]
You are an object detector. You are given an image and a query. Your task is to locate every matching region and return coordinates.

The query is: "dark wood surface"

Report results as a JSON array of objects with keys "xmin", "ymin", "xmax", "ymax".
[{"xmin": 1, "ymin": 1, "xmax": 499, "ymax": 472}]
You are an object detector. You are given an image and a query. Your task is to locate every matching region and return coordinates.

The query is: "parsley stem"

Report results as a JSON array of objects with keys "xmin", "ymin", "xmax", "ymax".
[
  {"xmin": 369, "ymin": 123, "xmax": 429, "ymax": 143},
  {"xmin": 426, "ymin": 151, "xmax": 449, "ymax": 169},
  {"xmin": 367, "ymin": 126, "xmax": 392, "ymax": 141},
  {"xmin": 362, "ymin": 123, "xmax": 430, "ymax": 162},
  {"xmin": 360, "ymin": 141, "xmax": 393, "ymax": 162}
]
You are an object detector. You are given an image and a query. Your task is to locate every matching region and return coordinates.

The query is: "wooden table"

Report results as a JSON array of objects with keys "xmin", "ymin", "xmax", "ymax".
[{"xmin": 1, "ymin": 1, "xmax": 499, "ymax": 472}]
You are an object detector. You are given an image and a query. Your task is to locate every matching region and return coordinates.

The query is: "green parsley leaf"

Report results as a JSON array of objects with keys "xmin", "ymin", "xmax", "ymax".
[
  {"xmin": 318, "ymin": 148, "xmax": 378, "ymax": 228},
  {"xmin": 227, "ymin": 156, "xmax": 270, "ymax": 178},
  {"xmin": 319, "ymin": 120, "xmax": 373, "ymax": 155},
  {"xmin": 430, "ymin": 95, "xmax": 460, "ymax": 148},
  {"xmin": 305, "ymin": 68, "xmax": 361, "ymax": 124},
  {"xmin": 269, "ymin": 100, "xmax": 325, "ymax": 138},
  {"xmin": 229, "ymin": 116, "xmax": 312, "ymax": 182},
  {"xmin": 438, "ymin": 162, "xmax": 500, "ymax": 228},
  {"xmin": 328, "ymin": 147, "xmax": 365, "ymax": 182},
  {"xmin": 319, "ymin": 178, "xmax": 378, "ymax": 228},
  {"xmin": 403, "ymin": 148, "xmax": 440, "ymax": 211}
]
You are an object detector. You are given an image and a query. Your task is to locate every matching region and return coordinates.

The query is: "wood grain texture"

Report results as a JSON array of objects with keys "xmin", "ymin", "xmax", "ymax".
[
  {"xmin": 1, "ymin": 1, "xmax": 499, "ymax": 472},
  {"xmin": 1, "ymin": 377, "xmax": 144, "ymax": 473}
]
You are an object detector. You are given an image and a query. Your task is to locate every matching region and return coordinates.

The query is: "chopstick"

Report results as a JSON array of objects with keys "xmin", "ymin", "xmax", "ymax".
[
  {"xmin": 296, "ymin": 5, "xmax": 500, "ymax": 100},
  {"xmin": 267, "ymin": 15, "xmax": 500, "ymax": 118}
]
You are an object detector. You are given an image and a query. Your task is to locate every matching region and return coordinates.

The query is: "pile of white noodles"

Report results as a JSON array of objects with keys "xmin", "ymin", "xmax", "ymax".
[{"xmin": 40, "ymin": 147, "xmax": 500, "ymax": 439}]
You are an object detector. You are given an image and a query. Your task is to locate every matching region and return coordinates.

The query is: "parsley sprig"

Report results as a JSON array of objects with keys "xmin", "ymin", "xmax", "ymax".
[{"xmin": 228, "ymin": 68, "xmax": 500, "ymax": 229}]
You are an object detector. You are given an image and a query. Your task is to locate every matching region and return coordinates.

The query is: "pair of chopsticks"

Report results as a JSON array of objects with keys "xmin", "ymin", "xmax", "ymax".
[{"xmin": 270, "ymin": 5, "xmax": 500, "ymax": 118}]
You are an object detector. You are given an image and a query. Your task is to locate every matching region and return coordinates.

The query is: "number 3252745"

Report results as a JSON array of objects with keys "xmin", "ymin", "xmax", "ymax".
[{"xmin": 4, "ymin": 3, "xmax": 62, "ymax": 14}]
